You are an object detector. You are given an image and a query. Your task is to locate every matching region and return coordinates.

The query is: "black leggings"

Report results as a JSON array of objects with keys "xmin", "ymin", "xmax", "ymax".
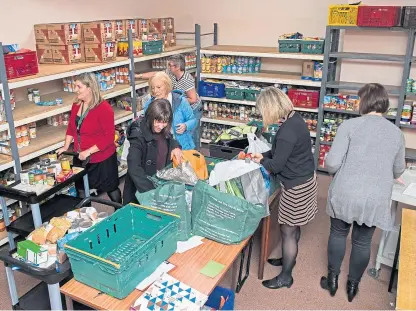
[{"xmin": 328, "ymin": 217, "xmax": 376, "ymax": 282}]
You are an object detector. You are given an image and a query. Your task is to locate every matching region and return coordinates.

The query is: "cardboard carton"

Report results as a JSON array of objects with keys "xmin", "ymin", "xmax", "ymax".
[
  {"xmin": 117, "ymin": 40, "xmax": 143, "ymax": 57},
  {"xmin": 52, "ymin": 44, "xmax": 85, "ymax": 65},
  {"xmin": 85, "ymin": 41, "xmax": 117, "ymax": 63},
  {"xmin": 83, "ymin": 21, "xmax": 116, "ymax": 43},
  {"xmin": 149, "ymin": 18, "xmax": 163, "ymax": 35},
  {"xmin": 163, "ymin": 32, "xmax": 176, "ymax": 48},
  {"xmin": 17, "ymin": 240, "xmax": 48, "ymax": 265},
  {"xmin": 36, "ymin": 44, "xmax": 54, "ymax": 64},
  {"xmin": 302, "ymin": 61, "xmax": 314, "ymax": 79},
  {"xmin": 114, "ymin": 20, "xmax": 126, "ymax": 40},
  {"xmin": 48, "ymin": 23, "xmax": 82, "ymax": 45},
  {"xmin": 125, "ymin": 19, "xmax": 138, "ymax": 38},
  {"xmin": 160, "ymin": 17, "xmax": 175, "ymax": 33},
  {"xmin": 34, "ymin": 24, "xmax": 49, "ymax": 44}
]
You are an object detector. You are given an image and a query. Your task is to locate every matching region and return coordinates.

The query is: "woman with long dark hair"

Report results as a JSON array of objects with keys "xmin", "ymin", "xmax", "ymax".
[{"xmin": 123, "ymin": 98, "xmax": 182, "ymax": 204}]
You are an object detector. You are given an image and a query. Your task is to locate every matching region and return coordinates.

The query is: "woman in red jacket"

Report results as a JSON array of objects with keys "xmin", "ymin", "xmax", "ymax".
[{"xmin": 57, "ymin": 73, "xmax": 121, "ymax": 203}]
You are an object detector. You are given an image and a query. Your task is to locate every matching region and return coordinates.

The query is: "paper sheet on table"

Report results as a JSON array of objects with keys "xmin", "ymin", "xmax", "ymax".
[
  {"xmin": 208, "ymin": 160, "xmax": 260, "ymax": 186},
  {"xmin": 12, "ymin": 183, "xmax": 51, "ymax": 196},
  {"xmin": 402, "ymin": 182, "xmax": 416, "ymax": 198},
  {"xmin": 176, "ymin": 236, "xmax": 204, "ymax": 254},
  {"xmin": 136, "ymin": 261, "xmax": 175, "ymax": 291}
]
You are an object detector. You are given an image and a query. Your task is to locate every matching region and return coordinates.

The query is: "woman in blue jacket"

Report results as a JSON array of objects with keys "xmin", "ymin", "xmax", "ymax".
[{"xmin": 144, "ymin": 72, "xmax": 196, "ymax": 150}]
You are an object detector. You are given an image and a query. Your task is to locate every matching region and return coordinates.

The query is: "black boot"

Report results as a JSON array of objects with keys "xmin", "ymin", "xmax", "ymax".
[
  {"xmin": 262, "ymin": 276, "xmax": 293, "ymax": 289},
  {"xmin": 320, "ymin": 271, "xmax": 339, "ymax": 297},
  {"xmin": 347, "ymin": 280, "xmax": 359, "ymax": 302},
  {"xmin": 267, "ymin": 257, "xmax": 297, "ymax": 267}
]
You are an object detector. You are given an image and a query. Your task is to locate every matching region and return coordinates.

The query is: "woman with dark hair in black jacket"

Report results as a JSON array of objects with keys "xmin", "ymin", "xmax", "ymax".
[{"xmin": 123, "ymin": 98, "xmax": 182, "ymax": 204}]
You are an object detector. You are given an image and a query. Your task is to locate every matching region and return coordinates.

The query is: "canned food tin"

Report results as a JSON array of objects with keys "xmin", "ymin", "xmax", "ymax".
[{"xmin": 20, "ymin": 170, "xmax": 30, "ymax": 185}]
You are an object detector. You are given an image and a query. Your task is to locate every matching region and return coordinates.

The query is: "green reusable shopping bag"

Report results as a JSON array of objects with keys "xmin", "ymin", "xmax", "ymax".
[
  {"xmin": 136, "ymin": 181, "xmax": 191, "ymax": 241},
  {"xmin": 191, "ymin": 180, "xmax": 266, "ymax": 245}
]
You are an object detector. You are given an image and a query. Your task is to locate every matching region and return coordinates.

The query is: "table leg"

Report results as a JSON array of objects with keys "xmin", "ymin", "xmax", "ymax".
[
  {"xmin": 65, "ymin": 295, "xmax": 74, "ymax": 311},
  {"xmin": 47, "ymin": 283, "xmax": 63, "ymax": 310},
  {"xmin": 231, "ymin": 256, "xmax": 239, "ymax": 291},
  {"xmin": 388, "ymin": 227, "xmax": 401, "ymax": 293},
  {"xmin": 258, "ymin": 216, "xmax": 270, "ymax": 280}
]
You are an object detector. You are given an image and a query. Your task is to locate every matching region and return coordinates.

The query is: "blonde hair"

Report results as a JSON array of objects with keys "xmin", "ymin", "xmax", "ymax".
[
  {"xmin": 75, "ymin": 72, "xmax": 103, "ymax": 109},
  {"xmin": 256, "ymin": 87, "xmax": 294, "ymax": 127},
  {"xmin": 149, "ymin": 71, "xmax": 173, "ymax": 97}
]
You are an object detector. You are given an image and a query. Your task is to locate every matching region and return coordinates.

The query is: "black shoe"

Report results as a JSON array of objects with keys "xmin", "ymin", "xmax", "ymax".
[
  {"xmin": 262, "ymin": 276, "xmax": 293, "ymax": 289},
  {"xmin": 267, "ymin": 257, "xmax": 297, "ymax": 267},
  {"xmin": 320, "ymin": 271, "xmax": 339, "ymax": 297},
  {"xmin": 347, "ymin": 280, "xmax": 359, "ymax": 302}
]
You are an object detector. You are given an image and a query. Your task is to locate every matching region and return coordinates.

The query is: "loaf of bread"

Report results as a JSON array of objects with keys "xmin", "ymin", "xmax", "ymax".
[{"xmin": 30, "ymin": 227, "xmax": 47, "ymax": 245}]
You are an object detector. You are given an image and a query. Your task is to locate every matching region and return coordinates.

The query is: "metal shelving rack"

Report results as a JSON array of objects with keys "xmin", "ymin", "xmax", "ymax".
[
  {"xmin": 0, "ymin": 25, "xmax": 200, "ymax": 310},
  {"xmin": 316, "ymin": 26, "xmax": 416, "ymax": 171}
]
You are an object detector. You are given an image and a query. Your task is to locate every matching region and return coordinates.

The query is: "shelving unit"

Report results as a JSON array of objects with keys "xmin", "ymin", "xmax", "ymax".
[
  {"xmin": 0, "ymin": 28, "xmax": 199, "ymax": 251},
  {"xmin": 199, "ymin": 44, "xmax": 322, "ymax": 146},
  {"xmin": 316, "ymin": 26, "xmax": 416, "ymax": 172}
]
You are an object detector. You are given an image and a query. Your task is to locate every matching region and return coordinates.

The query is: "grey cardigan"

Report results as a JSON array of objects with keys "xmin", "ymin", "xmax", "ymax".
[{"xmin": 325, "ymin": 115, "xmax": 405, "ymax": 231}]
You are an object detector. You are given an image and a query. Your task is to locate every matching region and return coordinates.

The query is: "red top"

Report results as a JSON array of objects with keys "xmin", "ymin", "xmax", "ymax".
[{"xmin": 66, "ymin": 101, "xmax": 115, "ymax": 163}]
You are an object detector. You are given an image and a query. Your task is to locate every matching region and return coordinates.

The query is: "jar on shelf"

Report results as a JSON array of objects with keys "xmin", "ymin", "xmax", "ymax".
[
  {"xmin": 20, "ymin": 125, "xmax": 28, "ymax": 137},
  {"xmin": 27, "ymin": 88, "xmax": 34, "ymax": 102},
  {"xmin": 32, "ymin": 89, "xmax": 41, "ymax": 104},
  {"xmin": 29, "ymin": 124, "xmax": 37, "ymax": 139},
  {"xmin": 63, "ymin": 113, "xmax": 70, "ymax": 126}
]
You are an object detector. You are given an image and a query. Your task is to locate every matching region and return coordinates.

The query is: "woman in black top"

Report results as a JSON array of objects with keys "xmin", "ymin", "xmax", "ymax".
[
  {"xmin": 123, "ymin": 99, "xmax": 182, "ymax": 204},
  {"xmin": 251, "ymin": 87, "xmax": 317, "ymax": 289}
]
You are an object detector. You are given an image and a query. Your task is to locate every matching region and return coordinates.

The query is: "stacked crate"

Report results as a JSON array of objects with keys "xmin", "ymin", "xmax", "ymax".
[
  {"xmin": 148, "ymin": 17, "xmax": 176, "ymax": 49},
  {"xmin": 82, "ymin": 21, "xmax": 117, "ymax": 63},
  {"xmin": 34, "ymin": 23, "xmax": 84, "ymax": 65}
]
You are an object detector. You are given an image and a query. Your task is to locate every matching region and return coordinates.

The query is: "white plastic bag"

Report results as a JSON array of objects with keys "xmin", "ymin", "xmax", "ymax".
[
  {"xmin": 120, "ymin": 139, "xmax": 130, "ymax": 161},
  {"xmin": 247, "ymin": 133, "xmax": 271, "ymax": 154}
]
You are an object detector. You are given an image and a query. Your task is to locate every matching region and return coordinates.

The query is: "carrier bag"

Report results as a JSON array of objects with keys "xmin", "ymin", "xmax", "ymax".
[
  {"xmin": 136, "ymin": 182, "xmax": 191, "ymax": 241},
  {"xmin": 173, "ymin": 150, "xmax": 208, "ymax": 180},
  {"xmin": 191, "ymin": 181, "xmax": 265, "ymax": 244}
]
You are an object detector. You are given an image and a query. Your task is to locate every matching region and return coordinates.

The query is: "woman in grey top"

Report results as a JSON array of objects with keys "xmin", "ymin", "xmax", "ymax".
[{"xmin": 320, "ymin": 83, "xmax": 405, "ymax": 302}]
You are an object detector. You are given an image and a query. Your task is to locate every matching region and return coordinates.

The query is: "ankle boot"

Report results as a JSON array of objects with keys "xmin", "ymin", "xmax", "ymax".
[
  {"xmin": 347, "ymin": 280, "xmax": 359, "ymax": 302},
  {"xmin": 267, "ymin": 257, "xmax": 297, "ymax": 267},
  {"xmin": 320, "ymin": 271, "xmax": 338, "ymax": 296}
]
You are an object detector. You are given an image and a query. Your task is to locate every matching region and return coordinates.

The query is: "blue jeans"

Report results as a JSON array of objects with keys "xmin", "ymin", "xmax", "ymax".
[{"xmin": 191, "ymin": 103, "xmax": 203, "ymax": 150}]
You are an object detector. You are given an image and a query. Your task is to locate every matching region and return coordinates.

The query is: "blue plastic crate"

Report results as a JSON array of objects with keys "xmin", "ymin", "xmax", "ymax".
[
  {"xmin": 199, "ymin": 80, "xmax": 226, "ymax": 98},
  {"xmin": 204, "ymin": 286, "xmax": 235, "ymax": 310}
]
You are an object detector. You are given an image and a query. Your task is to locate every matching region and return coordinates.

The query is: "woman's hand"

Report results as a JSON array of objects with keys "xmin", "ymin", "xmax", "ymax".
[
  {"xmin": 252, "ymin": 153, "xmax": 264, "ymax": 163},
  {"xmin": 237, "ymin": 151, "xmax": 246, "ymax": 160},
  {"xmin": 56, "ymin": 146, "xmax": 68, "ymax": 156},
  {"xmin": 176, "ymin": 123, "xmax": 187, "ymax": 134},
  {"xmin": 395, "ymin": 177, "xmax": 405, "ymax": 186},
  {"xmin": 171, "ymin": 148, "xmax": 182, "ymax": 164},
  {"xmin": 79, "ymin": 150, "xmax": 91, "ymax": 161}
]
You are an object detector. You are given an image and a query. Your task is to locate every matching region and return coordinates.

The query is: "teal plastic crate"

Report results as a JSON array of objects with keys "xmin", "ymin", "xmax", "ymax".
[
  {"xmin": 301, "ymin": 39, "xmax": 324, "ymax": 54},
  {"xmin": 64, "ymin": 204, "xmax": 179, "ymax": 299},
  {"xmin": 247, "ymin": 121, "xmax": 279, "ymax": 144},
  {"xmin": 278, "ymin": 39, "xmax": 302, "ymax": 53},
  {"xmin": 143, "ymin": 40, "xmax": 163, "ymax": 55},
  {"xmin": 245, "ymin": 89, "xmax": 261, "ymax": 102},
  {"xmin": 225, "ymin": 87, "xmax": 245, "ymax": 100}
]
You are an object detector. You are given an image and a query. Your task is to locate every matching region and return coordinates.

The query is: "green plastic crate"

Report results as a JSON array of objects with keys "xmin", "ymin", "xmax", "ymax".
[
  {"xmin": 143, "ymin": 40, "xmax": 163, "ymax": 55},
  {"xmin": 301, "ymin": 39, "xmax": 324, "ymax": 54},
  {"xmin": 225, "ymin": 87, "xmax": 245, "ymax": 100},
  {"xmin": 64, "ymin": 204, "xmax": 179, "ymax": 299},
  {"xmin": 247, "ymin": 121, "xmax": 279, "ymax": 144},
  {"xmin": 278, "ymin": 39, "xmax": 302, "ymax": 53},
  {"xmin": 245, "ymin": 89, "xmax": 261, "ymax": 102}
]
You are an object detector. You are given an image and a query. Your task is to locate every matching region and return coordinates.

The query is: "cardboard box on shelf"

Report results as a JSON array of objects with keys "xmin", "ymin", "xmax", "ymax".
[
  {"xmin": 137, "ymin": 18, "xmax": 149, "ymax": 37},
  {"xmin": 36, "ymin": 44, "xmax": 54, "ymax": 64},
  {"xmin": 85, "ymin": 41, "xmax": 117, "ymax": 63},
  {"xmin": 34, "ymin": 24, "xmax": 49, "ymax": 44},
  {"xmin": 83, "ymin": 21, "xmax": 116, "ymax": 43},
  {"xmin": 164, "ymin": 32, "xmax": 176, "ymax": 48},
  {"xmin": 52, "ymin": 43, "xmax": 85, "ymax": 65},
  {"xmin": 160, "ymin": 18, "xmax": 175, "ymax": 33},
  {"xmin": 114, "ymin": 20, "xmax": 126, "ymax": 40},
  {"xmin": 117, "ymin": 40, "xmax": 143, "ymax": 57},
  {"xmin": 302, "ymin": 61, "xmax": 314, "ymax": 79},
  {"xmin": 126, "ymin": 19, "xmax": 138, "ymax": 38},
  {"xmin": 48, "ymin": 23, "xmax": 82, "ymax": 45},
  {"xmin": 149, "ymin": 18, "xmax": 163, "ymax": 35}
]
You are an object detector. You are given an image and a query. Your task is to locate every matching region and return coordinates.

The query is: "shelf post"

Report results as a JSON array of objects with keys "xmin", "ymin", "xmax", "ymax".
[
  {"xmin": 396, "ymin": 29, "xmax": 416, "ymax": 126},
  {"xmin": 127, "ymin": 30, "xmax": 137, "ymax": 119},
  {"xmin": 315, "ymin": 26, "xmax": 334, "ymax": 169},
  {"xmin": 214, "ymin": 23, "xmax": 218, "ymax": 45},
  {"xmin": 195, "ymin": 24, "xmax": 201, "ymax": 92},
  {"xmin": 0, "ymin": 43, "xmax": 21, "ymax": 178},
  {"xmin": 0, "ymin": 197, "xmax": 15, "ymax": 250}
]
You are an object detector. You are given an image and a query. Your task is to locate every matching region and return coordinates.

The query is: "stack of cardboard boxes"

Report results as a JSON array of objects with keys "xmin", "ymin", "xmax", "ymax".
[{"xmin": 34, "ymin": 17, "xmax": 176, "ymax": 65}]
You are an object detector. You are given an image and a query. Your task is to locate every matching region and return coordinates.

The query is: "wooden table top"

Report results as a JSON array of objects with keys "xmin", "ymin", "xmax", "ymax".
[
  {"xmin": 60, "ymin": 237, "xmax": 248, "ymax": 310},
  {"xmin": 396, "ymin": 208, "xmax": 416, "ymax": 311}
]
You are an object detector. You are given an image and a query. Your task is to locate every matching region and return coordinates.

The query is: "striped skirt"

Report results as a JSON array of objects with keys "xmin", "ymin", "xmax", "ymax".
[{"xmin": 278, "ymin": 174, "xmax": 318, "ymax": 226}]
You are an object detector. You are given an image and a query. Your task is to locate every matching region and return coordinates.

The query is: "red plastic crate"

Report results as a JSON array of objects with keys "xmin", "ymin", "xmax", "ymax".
[
  {"xmin": 4, "ymin": 51, "xmax": 39, "ymax": 80},
  {"xmin": 288, "ymin": 89, "xmax": 319, "ymax": 108},
  {"xmin": 357, "ymin": 6, "xmax": 402, "ymax": 27}
]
